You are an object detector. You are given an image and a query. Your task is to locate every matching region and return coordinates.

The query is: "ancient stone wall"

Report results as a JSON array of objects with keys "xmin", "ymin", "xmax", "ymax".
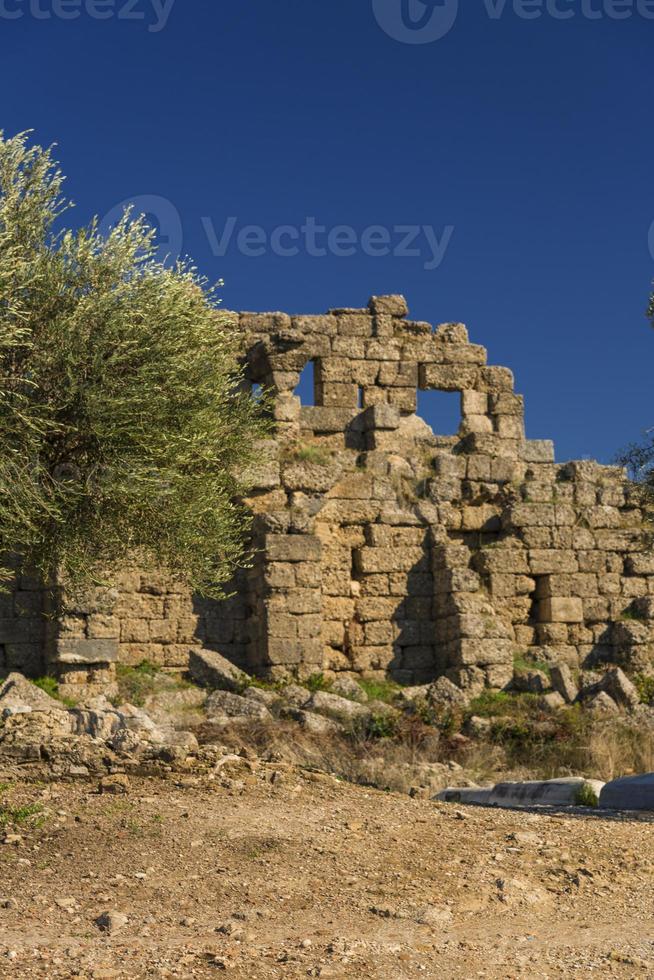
[{"xmin": 2, "ymin": 295, "xmax": 653, "ymax": 698}]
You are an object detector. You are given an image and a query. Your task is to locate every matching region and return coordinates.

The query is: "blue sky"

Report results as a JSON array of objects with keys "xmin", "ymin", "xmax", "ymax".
[{"xmin": 1, "ymin": 0, "xmax": 652, "ymax": 463}]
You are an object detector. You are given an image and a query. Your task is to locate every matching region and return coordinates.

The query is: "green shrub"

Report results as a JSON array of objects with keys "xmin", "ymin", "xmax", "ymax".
[
  {"xmin": 305, "ymin": 672, "xmax": 331, "ymax": 693},
  {"xmin": 575, "ymin": 782, "xmax": 599, "ymax": 807},
  {"xmin": 115, "ymin": 661, "xmax": 162, "ymax": 706},
  {"xmin": 633, "ymin": 674, "xmax": 654, "ymax": 705},
  {"xmin": 293, "ymin": 445, "xmax": 331, "ymax": 466},
  {"xmin": 32, "ymin": 676, "xmax": 77, "ymax": 707},
  {"xmin": 358, "ymin": 678, "xmax": 401, "ymax": 703}
]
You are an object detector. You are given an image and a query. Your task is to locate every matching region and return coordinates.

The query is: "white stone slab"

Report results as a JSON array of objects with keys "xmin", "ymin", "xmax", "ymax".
[{"xmin": 489, "ymin": 777, "xmax": 604, "ymax": 808}]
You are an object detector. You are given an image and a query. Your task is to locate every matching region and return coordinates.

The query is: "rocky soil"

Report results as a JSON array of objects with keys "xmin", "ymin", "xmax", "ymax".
[{"xmin": 1, "ymin": 763, "xmax": 654, "ymax": 979}]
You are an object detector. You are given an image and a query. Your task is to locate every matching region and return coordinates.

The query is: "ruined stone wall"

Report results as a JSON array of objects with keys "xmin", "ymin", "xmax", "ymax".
[{"xmin": 2, "ymin": 294, "xmax": 653, "ymax": 697}]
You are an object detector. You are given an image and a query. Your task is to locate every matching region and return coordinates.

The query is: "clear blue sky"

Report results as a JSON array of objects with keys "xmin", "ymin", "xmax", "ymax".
[{"xmin": 2, "ymin": 0, "xmax": 652, "ymax": 463}]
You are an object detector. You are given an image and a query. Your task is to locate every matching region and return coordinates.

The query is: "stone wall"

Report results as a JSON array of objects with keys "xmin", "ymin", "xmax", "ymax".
[{"xmin": 2, "ymin": 295, "xmax": 653, "ymax": 697}]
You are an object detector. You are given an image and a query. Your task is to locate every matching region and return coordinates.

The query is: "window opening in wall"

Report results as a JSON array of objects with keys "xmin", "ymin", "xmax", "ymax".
[
  {"xmin": 294, "ymin": 360, "xmax": 316, "ymax": 406},
  {"xmin": 251, "ymin": 382, "xmax": 264, "ymax": 403},
  {"xmin": 357, "ymin": 386, "xmax": 364, "ymax": 409},
  {"xmin": 416, "ymin": 389, "xmax": 461, "ymax": 436}
]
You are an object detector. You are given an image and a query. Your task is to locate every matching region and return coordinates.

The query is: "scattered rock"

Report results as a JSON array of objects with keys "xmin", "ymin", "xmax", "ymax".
[
  {"xmin": 99, "ymin": 774, "xmax": 130, "ymax": 795},
  {"xmin": 586, "ymin": 691, "xmax": 619, "ymax": 715},
  {"xmin": 466, "ymin": 715, "xmax": 491, "ymax": 736},
  {"xmin": 292, "ymin": 709, "xmax": 343, "ymax": 734},
  {"xmin": 426, "ymin": 677, "xmax": 469, "ymax": 710},
  {"xmin": 415, "ymin": 905, "xmax": 452, "ymax": 926},
  {"xmin": 278, "ymin": 684, "xmax": 312, "ymax": 710},
  {"xmin": 188, "ymin": 647, "xmax": 250, "ymax": 693},
  {"xmin": 0, "ymin": 673, "xmax": 64, "ymax": 712},
  {"xmin": 204, "ymin": 690, "xmax": 272, "ymax": 724},
  {"xmin": 330, "ymin": 676, "xmax": 368, "ymax": 703},
  {"xmin": 513, "ymin": 669, "xmax": 550, "ymax": 694},
  {"xmin": 538, "ymin": 691, "xmax": 566, "ymax": 711},
  {"xmin": 306, "ymin": 690, "xmax": 370, "ymax": 723},
  {"xmin": 550, "ymin": 664, "xmax": 578, "ymax": 704},
  {"xmin": 95, "ymin": 910, "xmax": 129, "ymax": 934},
  {"xmin": 601, "ymin": 667, "xmax": 640, "ymax": 712}
]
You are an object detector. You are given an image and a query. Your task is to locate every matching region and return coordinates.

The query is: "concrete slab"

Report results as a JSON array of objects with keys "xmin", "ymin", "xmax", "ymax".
[
  {"xmin": 489, "ymin": 777, "xmax": 604, "ymax": 808},
  {"xmin": 599, "ymin": 773, "xmax": 654, "ymax": 811},
  {"xmin": 434, "ymin": 787, "xmax": 493, "ymax": 806}
]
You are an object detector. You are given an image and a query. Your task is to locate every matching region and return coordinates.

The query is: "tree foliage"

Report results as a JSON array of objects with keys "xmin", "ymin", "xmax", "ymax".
[
  {"xmin": 619, "ymin": 282, "xmax": 654, "ymax": 499},
  {"xmin": 0, "ymin": 131, "xmax": 268, "ymax": 597}
]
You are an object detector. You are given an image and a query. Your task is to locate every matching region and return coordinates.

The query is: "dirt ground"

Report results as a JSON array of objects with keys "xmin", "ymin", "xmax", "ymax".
[{"xmin": 1, "ymin": 760, "xmax": 654, "ymax": 980}]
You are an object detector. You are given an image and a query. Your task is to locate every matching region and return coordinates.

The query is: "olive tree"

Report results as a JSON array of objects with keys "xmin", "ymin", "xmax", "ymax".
[
  {"xmin": 619, "ymin": 283, "xmax": 654, "ymax": 496},
  {"xmin": 0, "ymin": 131, "xmax": 267, "ymax": 597}
]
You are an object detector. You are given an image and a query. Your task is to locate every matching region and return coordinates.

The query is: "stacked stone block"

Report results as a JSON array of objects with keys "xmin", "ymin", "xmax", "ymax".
[{"xmin": 2, "ymin": 295, "xmax": 653, "ymax": 696}]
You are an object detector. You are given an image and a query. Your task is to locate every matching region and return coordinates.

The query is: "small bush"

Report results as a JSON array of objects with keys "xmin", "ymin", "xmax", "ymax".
[
  {"xmin": 305, "ymin": 672, "xmax": 331, "ymax": 693},
  {"xmin": 633, "ymin": 674, "xmax": 654, "ymax": 705},
  {"xmin": 513, "ymin": 654, "xmax": 551, "ymax": 677},
  {"xmin": 0, "ymin": 786, "xmax": 44, "ymax": 830},
  {"xmin": 115, "ymin": 661, "xmax": 162, "ymax": 706},
  {"xmin": 575, "ymin": 782, "xmax": 599, "ymax": 807},
  {"xmin": 293, "ymin": 445, "xmax": 331, "ymax": 466},
  {"xmin": 32, "ymin": 676, "xmax": 77, "ymax": 708},
  {"xmin": 358, "ymin": 678, "xmax": 401, "ymax": 703}
]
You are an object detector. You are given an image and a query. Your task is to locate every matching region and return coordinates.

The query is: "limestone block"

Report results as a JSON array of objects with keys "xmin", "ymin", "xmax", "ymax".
[
  {"xmin": 291, "ymin": 314, "xmax": 338, "ymax": 336},
  {"xmin": 550, "ymin": 664, "xmax": 578, "ymax": 703},
  {"xmin": 634, "ymin": 597, "xmax": 654, "ymax": 620},
  {"xmin": 356, "ymin": 597, "xmax": 398, "ymax": 622},
  {"xmin": 453, "ymin": 638, "xmax": 513, "ymax": 667},
  {"xmin": 463, "ymin": 414, "xmax": 493, "ymax": 435},
  {"xmin": 265, "ymin": 563, "xmax": 296, "ymax": 589},
  {"xmin": 461, "ymin": 390, "xmax": 488, "ymax": 415},
  {"xmin": 462, "ymin": 505, "xmax": 500, "ymax": 532},
  {"xmin": 419, "ymin": 364, "xmax": 478, "ymax": 392},
  {"xmin": 267, "ymin": 612, "xmax": 298, "ymax": 639},
  {"xmin": 284, "ymin": 590, "xmax": 322, "ymax": 616},
  {"xmin": 53, "ymin": 638, "xmax": 118, "ymax": 665},
  {"xmin": 368, "ymin": 294, "xmax": 409, "ymax": 318},
  {"xmin": 336, "ymin": 313, "xmax": 373, "ymax": 337},
  {"xmin": 240, "ymin": 311, "xmax": 291, "ymax": 332},
  {"xmin": 272, "ymin": 395, "xmax": 301, "ymax": 423},
  {"xmin": 475, "ymin": 549, "xmax": 529, "ymax": 575},
  {"xmin": 372, "ymin": 314, "xmax": 395, "ymax": 338},
  {"xmin": 582, "ymin": 597, "xmax": 610, "ymax": 622},
  {"xmin": 477, "ymin": 366, "xmax": 514, "ymax": 393},
  {"xmin": 265, "ymin": 535, "xmax": 321, "ymax": 563},
  {"xmin": 539, "ymin": 597, "xmax": 583, "ymax": 623},
  {"xmin": 490, "ymin": 392, "xmax": 524, "ymax": 416},
  {"xmin": 387, "ymin": 387, "xmax": 417, "ymax": 412},
  {"xmin": 496, "ymin": 416, "xmax": 525, "ymax": 440},
  {"xmin": 434, "ymin": 322, "xmax": 469, "ymax": 343},
  {"xmin": 360, "ymin": 574, "xmax": 390, "ymax": 596},
  {"xmin": 438, "ymin": 342, "xmax": 487, "ymax": 366},
  {"xmin": 626, "ymin": 555, "xmax": 654, "ymax": 575},
  {"xmin": 585, "ymin": 506, "xmax": 623, "ymax": 529},
  {"xmin": 361, "ymin": 403, "xmax": 401, "ymax": 431},
  {"xmin": 324, "ymin": 474, "xmax": 373, "ymax": 501},
  {"xmin": 529, "ymin": 551, "xmax": 578, "ymax": 575},
  {"xmin": 300, "ymin": 406, "xmax": 360, "ymax": 433},
  {"xmin": 522, "ymin": 440, "xmax": 555, "ymax": 463}
]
